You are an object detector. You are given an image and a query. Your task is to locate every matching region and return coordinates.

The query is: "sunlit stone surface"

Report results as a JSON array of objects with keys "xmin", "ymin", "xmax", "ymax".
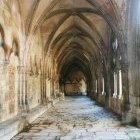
[
  {"xmin": 0, "ymin": 0, "xmax": 140, "ymax": 139},
  {"xmin": 12, "ymin": 97, "xmax": 140, "ymax": 140}
]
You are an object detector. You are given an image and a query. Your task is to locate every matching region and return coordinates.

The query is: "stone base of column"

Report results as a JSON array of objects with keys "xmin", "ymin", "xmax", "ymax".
[
  {"xmin": 137, "ymin": 108, "xmax": 140, "ymax": 128},
  {"xmin": 122, "ymin": 111, "xmax": 136, "ymax": 125}
]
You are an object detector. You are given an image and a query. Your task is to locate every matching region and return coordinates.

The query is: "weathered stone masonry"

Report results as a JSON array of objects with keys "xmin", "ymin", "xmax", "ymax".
[{"xmin": 0, "ymin": 0, "xmax": 140, "ymax": 140}]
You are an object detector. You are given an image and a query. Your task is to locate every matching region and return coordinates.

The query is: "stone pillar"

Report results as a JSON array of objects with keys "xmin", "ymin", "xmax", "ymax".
[
  {"xmin": 24, "ymin": 67, "xmax": 30, "ymax": 112},
  {"xmin": 104, "ymin": 67, "xmax": 111, "ymax": 108},
  {"xmin": 102, "ymin": 77, "xmax": 105, "ymax": 95},
  {"xmin": 119, "ymin": 70, "xmax": 122, "ymax": 99},
  {"xmin": 95, "ymin": 79, "xmax": 97, "ymax": 94},
  {"xmin": 41, "ymin": 73, "xmax": 47, "ymax": 104},
  {"xmin": 113, "ymin": 71, "xmax": 118, "ymax": 98},
  {"xmin": 40, "ymin": 73, "xmax": 44, "ymax": 104},
  {"xmin": 121, "ymin": 62, "xmax": 131, "ymax": 124},
  {"xmin": 17, "ymin": 65, "xmax": 30, "ymax": 114},
  {"xmin": 98, "ymin": 73, "xmax": 102, "ymax": 95},
  {"xmin": 96, "ymin": 71, "xmax": 101, "ymax": 97},
  {"xmin": 125, "ymin": 0, "xmax": 140, "ymax": 126},
  {"xmin": 17, "ymin": 66, "xmax": 26, "ymax": 111}
]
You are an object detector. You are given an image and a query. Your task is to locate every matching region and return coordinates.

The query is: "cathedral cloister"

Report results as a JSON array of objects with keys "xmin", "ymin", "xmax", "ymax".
[{"xmin": 0, "ymin": 0, "xmax": 140, "ymax": 140}]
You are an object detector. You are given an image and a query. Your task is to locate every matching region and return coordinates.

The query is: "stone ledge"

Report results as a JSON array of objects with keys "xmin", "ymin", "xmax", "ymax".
[{"xmin": 0, "ymin": 98, "xmax": 59, "ymax": 140}]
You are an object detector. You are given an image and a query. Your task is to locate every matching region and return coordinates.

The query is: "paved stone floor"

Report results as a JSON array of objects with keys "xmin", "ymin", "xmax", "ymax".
[{"xmin": 12, "ymin": 96, "xmax": 140, "ymax": 140}]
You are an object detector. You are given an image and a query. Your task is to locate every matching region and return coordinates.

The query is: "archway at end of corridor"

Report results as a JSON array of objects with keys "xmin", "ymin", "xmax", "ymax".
[
  {"xmin": 59, "ymin": 59, "xmax": 92, "ymax": 96},
  {"xmin": 61, "ymin": 66, "xmax": 87, "ymax": 96}
]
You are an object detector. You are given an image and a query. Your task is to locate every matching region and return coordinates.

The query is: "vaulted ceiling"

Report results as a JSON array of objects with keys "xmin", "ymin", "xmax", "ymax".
[{"xmin": 18, "ymin": 0, "xmax": 125, "ymax": 82}]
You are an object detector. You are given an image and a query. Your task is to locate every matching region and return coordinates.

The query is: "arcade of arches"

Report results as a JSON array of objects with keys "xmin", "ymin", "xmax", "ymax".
[{"xmin": 0, "ymin": 0, "xmax": 140, "ymax": 139}]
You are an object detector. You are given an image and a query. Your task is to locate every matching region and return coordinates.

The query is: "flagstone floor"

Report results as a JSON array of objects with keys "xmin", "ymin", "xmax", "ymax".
[{"xmin": 12, "ymin": 96, "xmax": 140, "ymax": 140}]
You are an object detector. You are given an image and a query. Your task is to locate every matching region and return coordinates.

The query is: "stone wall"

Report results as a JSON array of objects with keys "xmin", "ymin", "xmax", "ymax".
[
  {"xmin": 64, "ymin": 70, "xmax": 87, "ymax": 96},
  {"xmin": 65, "ymin": 79, "xmax": 87, "ymax": 96},
  {"xmin": 0, "ymin": 0, "xmax": 21, "ymax": 122},
  {"xmin": 0, "ymin": 0, "xmax": 44, "ymax": 123}
]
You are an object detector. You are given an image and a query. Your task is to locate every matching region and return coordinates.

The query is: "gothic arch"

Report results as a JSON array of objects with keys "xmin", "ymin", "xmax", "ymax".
[{"xmin": 11, "ymin": 38, "xmax": 20, "ymax": 57}]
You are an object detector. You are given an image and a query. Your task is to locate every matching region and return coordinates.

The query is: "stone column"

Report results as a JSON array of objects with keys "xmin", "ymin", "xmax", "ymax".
[
  {"xmin": 17, "ymin": 66, "xmax": 25, "ymax": 112},
  {"xmin": 104, "ymin": 67, "xmax": 111, "ymax": 108},
  {"xmin": 24, "ymin": 67, "xmax": 30, "ymax": 112},
  {"xmin": 95, "ymin": 79, "xmax": 97, "ymax": 94},
  {"xmin": 121, "ymin": 62, "xmax": 131, "ymax": 124},
  {"xmin": 118, "ymin": 70, "xmax": 122, "ymax": 99},
  {"xmin": 40, "ymin": 73, "xmax": 43, "ymax": 104},
  {"xmin": 42, "ymin": 73, "xmax": 47, "ymax": 104},
  {"xmin": 96, "ymin": 71, "xmax": 101, "ymax": 97},
  {"xmin": 98, "ymin": 73, "xmax": 102, "ymax": 95},
  {"xmin": 102, "ymin": 76, "xmax": 105, "ymax": 95},
  {"xmin": 17, "ymin": 65, "xmax": 30, "ymax": 114},
  {"xmin": 113, "ymin": 71, "xmax": 118, "ymax": 98},
  {"xmin": 125, "ymin": 0, "xmax": 140, "ymax": 125}
]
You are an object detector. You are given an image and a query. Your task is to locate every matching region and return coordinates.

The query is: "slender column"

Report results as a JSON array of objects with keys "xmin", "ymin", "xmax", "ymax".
[
  {"xmin": 119, "ymin": 70, "xmax": 122, "ymax": 99},
  {"xmin": 23, "ymin": 66, "xmax": 30, "ymax": 111},
  {"xmin": 17, "ymin": 65, "xmax": 29, "ymax": 113},
  {"xmin": 95, "ymin": 79, "xmax": 97, "ymax": 93},
  {"xmin": 17, "ymin": 66, "xmax": 23, "ymax": 111},
  {"xmin": 113, "ymin": 71, "xmax": 117, "ymax": 98},
  {"xmin": 98, "ymin": 73, "xmax": 102, "ymax": 95},
  {"xmin": 102, "ymin": 77, "xmax": 105, "ymax": 95},
  {"xmin": 104, "ymin": 68, "xmax": 111, "ymax": 107}
]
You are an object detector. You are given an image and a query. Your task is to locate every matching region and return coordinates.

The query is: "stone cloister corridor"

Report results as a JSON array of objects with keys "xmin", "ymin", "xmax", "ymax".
[{"xmin": 0, "ymin": 0, "xmax": 140, "ymax": 140}]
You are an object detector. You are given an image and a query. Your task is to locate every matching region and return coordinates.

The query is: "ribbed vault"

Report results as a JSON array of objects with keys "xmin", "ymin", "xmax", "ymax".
[
  {"xmin": 18, "ymin": 0, "xmax": 126, "ymax": 98},
  {"xmin": 25, "ymin": 0, "xmax": 125, "ymax": 96}
]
